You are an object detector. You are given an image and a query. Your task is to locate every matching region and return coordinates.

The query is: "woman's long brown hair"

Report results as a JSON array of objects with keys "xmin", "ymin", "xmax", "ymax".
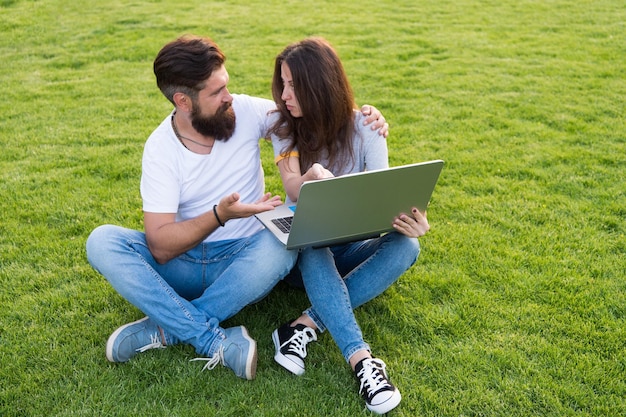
[{"xmin": 269, "ymin": 38, "xmax": 356, "ymax": 174}]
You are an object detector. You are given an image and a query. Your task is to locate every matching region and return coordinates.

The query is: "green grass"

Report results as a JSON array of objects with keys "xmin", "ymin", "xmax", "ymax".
[{"xmin": 1, "ymin": 0, "xmax": 625, "ymax": 416}]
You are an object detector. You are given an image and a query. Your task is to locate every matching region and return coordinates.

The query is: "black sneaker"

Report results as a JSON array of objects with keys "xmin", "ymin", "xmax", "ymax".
[
  {"xmin": 354, "ymin": 358, "xmax": 402, "ymax": 414},
  {"xmin": 272, "ymin": 321, "xmax": 317, "ymax": 375}
]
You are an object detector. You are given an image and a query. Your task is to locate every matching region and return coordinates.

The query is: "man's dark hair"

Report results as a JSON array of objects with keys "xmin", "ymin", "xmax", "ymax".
[{"xmin": 153, "ymin": 35, "xmax": 226, "ymax": 104}]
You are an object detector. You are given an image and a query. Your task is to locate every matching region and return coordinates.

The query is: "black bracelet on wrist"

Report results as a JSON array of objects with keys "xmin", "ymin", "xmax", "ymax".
[{"xmin": 213, "ymin": 204, "xmax": 225, "ymax": 227}]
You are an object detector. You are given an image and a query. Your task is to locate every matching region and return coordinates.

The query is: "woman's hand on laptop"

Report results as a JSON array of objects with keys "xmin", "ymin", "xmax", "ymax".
[
  {"xmin": 392, "ymin": 208, "xmax": 430, "ymax": 238},
  {"xmin": 305, "ymin": 163, "xmax": 334, "ymax": 181}
]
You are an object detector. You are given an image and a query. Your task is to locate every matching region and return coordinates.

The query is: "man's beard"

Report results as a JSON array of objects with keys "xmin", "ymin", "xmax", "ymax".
[{"xmin": 190, "ymin": 102, "xmax": 236, "ymax": 141}]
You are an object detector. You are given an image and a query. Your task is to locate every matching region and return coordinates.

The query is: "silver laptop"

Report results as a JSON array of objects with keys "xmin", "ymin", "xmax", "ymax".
[{"xmin": 256, "ymin": 159, "xmax": 444, "ymax": 249}]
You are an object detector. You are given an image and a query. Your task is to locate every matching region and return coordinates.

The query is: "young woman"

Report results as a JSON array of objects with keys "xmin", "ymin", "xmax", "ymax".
[{"xmin": 267, "ymin": 37, "xmax": 431, "ymax": 414}]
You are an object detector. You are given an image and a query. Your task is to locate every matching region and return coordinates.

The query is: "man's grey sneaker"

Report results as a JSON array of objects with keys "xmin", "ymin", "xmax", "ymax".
[
  {"xmin": 106, "ymin": 317, "xmax": 169, "ymax": 363},
  {"xmin": 354, "ymin": 358, "xmax": 402, "ymax": 415},
  {"xmin": 272, "ymin": 321, "xmax": 317, "ymax": 376},
  {"xmin": 191, "ymin": 326, "xmax": 257, "ymax": 380}
]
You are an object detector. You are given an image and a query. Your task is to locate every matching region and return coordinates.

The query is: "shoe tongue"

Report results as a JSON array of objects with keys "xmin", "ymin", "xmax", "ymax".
[{"xmin": 354, "ymin": 357, "xmax": 369, "ymax": 373}]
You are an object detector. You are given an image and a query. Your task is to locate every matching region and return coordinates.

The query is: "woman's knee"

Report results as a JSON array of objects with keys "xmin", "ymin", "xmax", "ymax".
[{"xmin": 389, "ymin": 233, "xmax": 421, "ymax": 266}]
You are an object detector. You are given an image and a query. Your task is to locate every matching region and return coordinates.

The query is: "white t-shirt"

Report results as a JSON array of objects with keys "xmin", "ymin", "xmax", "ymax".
[{"xmin": 141, "ymin": 94, "xmax": 276, "ymax": 242}]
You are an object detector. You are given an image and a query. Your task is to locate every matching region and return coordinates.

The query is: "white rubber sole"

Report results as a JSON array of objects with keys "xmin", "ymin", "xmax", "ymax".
[
  {"xmin": 239, "ymin": 326, "xmax": 258, "ymax": 380},
  {"xmin": 367, "ymin": 388, "xmax": 402, "ymax": 415}
]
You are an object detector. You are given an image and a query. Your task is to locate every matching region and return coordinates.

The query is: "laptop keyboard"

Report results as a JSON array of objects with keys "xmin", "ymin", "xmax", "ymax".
[{"xmin": 271, "ymin": 216, "xmax": 293, "ymax": 233}]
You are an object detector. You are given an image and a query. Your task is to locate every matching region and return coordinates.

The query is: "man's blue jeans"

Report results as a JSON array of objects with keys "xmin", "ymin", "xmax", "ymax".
[
  {"xmin": 86, "ymin": 225, "xmax": 297, "ymax": 357},
  {"xmin": 298, "ymin": 232, "xmax": 420, "ymax": 362}
]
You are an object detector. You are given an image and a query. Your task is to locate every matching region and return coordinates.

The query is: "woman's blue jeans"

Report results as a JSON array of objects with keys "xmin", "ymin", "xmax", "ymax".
[
  {"xmin": 298, "ymin": 232, "xmax": 420, "ymax": 363},
  {"xmin": 86, "ymin": 225, "xmax": 297, "ymax": 357}
]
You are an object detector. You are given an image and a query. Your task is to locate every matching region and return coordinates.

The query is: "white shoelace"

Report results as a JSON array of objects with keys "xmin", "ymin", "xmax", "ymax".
[
  {"xmin": 357, "ymin": 359, "xmax": 392, "ymax": 399},
  {"xmin": 135, "ymin": 333, "xmax": 165, "ymax": 353},
  {"xmin": 283, "ymin": 327, "xmax": 317, "ymax": 358},
  {"xmin": 190, "ymin": 344, "xmax": 225, "ymax": 371}
]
